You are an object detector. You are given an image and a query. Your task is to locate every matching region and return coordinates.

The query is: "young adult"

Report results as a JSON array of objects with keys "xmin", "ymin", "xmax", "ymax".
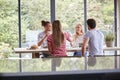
[
  {"xmin": 47, "ymin": 20, "xmax": 72, "ymax": 57},
  {"xmin": 37, "ymin": 20, "xmax": 52, "ymax": 58},
  {"xmin": 38, "ymin": 20, "xmax": 52, "ymax": 47},
  {"xmin": 82, "ymin": 18, "xmax": 104, "ymax": 56},
  {"xmin": 31, "ymin": 20, "xmax": 52, "ymax": 58},
  {"xmin": 71, "ymin": 24, "xmax": 84, "ymax": 56}
]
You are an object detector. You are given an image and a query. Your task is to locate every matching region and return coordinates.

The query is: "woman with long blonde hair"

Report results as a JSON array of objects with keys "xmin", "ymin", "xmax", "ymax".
[
  {"xmin": 72, "ymin": 24, "xmax": 84, "ymax": 47},
  {"xmin": 72, "ymin": 23, "xmax": 84, "ymax": 56},
  {"xmin": 47, "ymin": 20, "xmax": 72, "ymax": 57}
]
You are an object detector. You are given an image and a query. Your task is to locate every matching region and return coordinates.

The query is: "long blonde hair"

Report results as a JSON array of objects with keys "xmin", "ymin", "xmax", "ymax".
[
  {"xmin": 74, "ymin": 24, "xmax": 83, "ymax": 41},
  {"xmin": 52, "ymin": 20, "xmax": 64, "ymax": 48}
]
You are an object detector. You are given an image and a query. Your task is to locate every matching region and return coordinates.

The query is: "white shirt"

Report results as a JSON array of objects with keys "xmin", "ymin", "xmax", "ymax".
[
  {"xmin": 72, "ymin": 34, "xmax": 84, "ymax": 47},
  {"xmin": 84, "ymin": 29, "xmax": 104, "ymax": 56}
]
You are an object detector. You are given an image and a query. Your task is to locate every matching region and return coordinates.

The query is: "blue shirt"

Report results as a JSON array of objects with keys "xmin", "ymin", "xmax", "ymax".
[{"xmin": 84, "ymin": 29, "xmax": 104, "ymax": 56}]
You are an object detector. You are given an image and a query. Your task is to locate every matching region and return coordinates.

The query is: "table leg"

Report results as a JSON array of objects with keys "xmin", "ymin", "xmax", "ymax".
[{"xmin": 32, "ymin": 53, "xmax": 39, "ymax": 58}]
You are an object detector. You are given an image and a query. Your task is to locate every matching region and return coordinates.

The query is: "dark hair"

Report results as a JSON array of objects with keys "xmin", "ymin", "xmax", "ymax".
[
  {"xmin": 41, "ymin": 20, "xmax": 50, "ymax": 27},
  {"xmin": 87, "ymin": 19, "xmax": 96, "ymax": 29}
]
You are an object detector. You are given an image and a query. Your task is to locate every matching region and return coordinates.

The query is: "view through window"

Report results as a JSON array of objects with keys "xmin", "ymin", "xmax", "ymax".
[
  {"xmin": 0, "ymin": 0, "xmax": 116, "ymax": 57},
  {"xmin": 21, "ymin": 0, "xmax": 50, "ymax": 47},
  {"xmin": 87, "ymin": 0, "xmax": 114, "ymax": 32},
  {"xmin": 56, "ymin": 0, "xmax": 84, "ymax": 33},
  {"xmin": 0, "ymin": 0, "xmax": 18, "ymax": 58},
  {"xmin": 21, "ymin": 0, "xmax": 50, "ymax": 58},
  {"xmin": 0, "ymin": 0, "xmax": 118, "ymax": 73}
]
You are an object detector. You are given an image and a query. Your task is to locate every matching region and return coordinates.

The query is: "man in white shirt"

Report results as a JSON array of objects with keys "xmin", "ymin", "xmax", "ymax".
[{"xmin": 82, "ymin": 18, "xmax": 104, "ymax": 56}]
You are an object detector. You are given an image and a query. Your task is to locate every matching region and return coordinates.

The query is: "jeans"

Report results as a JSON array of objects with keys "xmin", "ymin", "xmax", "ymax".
[
  {"xmin": 73, "ymin": 52, "xmax": 88, "ymax": 56},
  {"xmin": 73, "ymin": 52, "xmax": 82, "ymax": 56}
]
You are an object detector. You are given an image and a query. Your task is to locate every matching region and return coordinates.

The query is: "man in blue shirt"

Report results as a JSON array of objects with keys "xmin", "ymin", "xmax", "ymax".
[{"xmin": 82, "ymin": 18, "xmax": 104, "ymax": 56}]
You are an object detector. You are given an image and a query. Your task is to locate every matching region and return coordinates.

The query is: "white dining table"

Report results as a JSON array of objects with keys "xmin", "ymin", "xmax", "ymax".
[{"xmin": 14, "ymin": 47, "xmax": 120, "ymax": 53}]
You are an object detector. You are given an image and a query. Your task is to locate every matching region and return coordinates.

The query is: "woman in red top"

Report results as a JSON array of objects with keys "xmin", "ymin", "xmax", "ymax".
[{"xmin": 47, "ymin": 20, "xmax": 72, "ymax": 57}]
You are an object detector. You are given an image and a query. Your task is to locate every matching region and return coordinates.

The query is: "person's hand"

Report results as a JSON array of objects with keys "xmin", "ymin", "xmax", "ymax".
[
  {"xmin": 66, "ymin": 31, "xmax": 71, "ymax": 37},
  {"xmin": 70, "ymin": 42, "xmax": 73, "ymax": 47},
  {"xmin": 46, "ymin": 31, "xmax": 51, "ymax": 37}
]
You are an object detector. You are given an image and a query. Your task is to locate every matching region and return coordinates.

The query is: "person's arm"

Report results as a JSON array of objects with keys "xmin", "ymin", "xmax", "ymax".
[
  {"xmin": 68, "ymin": 37, "xmax": 73, "ymax": 47},
  {"xmin": 70, "ymin": 42, "xmax": 73, "ymax": 47},
  {"xmin": 37, "ymin": 32, "xmax": 50, "ymax": 46},
  {"xmin": 65, "ymin": 32, "xmax": 73, "ymax": 47},
  {"xmin": 37, "ymin": 35, "xmax": 47, "ymax": 46},
  {"xmin": 47, "ymin": 35, "xmax": 52, "ymax": 53},
  {"xmin": 82, "ymin": 38, "xmax": 89, "ymax": 56},
  {"xmin": 48, "ymin": 42, "xmax": 52, "ymax": 52}
]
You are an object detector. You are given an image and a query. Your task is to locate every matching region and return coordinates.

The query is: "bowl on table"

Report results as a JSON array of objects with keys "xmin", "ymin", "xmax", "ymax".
[{"xmin": 29, "ymin": 45, "xmax": 38, "ymax": 49}]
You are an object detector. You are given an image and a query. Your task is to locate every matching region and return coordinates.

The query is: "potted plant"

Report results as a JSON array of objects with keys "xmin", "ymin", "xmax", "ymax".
[{"xmin": 105, "ymin": 32, "xmax": 115, "ymax": 47}]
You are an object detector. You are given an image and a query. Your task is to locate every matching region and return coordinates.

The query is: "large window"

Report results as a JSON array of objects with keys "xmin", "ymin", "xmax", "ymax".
[
  {"xmin": 0, "ymin": 0, "xmax": 18, "ymax": 58},
  {"xmin": 56, "ymin": 0, "xmax": 84, "ymax": 33},
  {"xmin": 21, "ymin": 0, "xmax": 50, "ymax": 47},
  {"xmin": 0, "ymin": 0, "xmax": 116, "ymax": 57},
  {"xmin": 0, "ymin": 0, "xmax": 119, "ymax": 73},
  {"xmin": 87, "ymin": 0, "xmax": 114, "ymax": 32}
]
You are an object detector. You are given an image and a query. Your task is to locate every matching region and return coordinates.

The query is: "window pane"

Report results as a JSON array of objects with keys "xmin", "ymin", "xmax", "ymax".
[
  {"xmin": 0, "ymin": 0, "xmax": 18, "ymax": 58},
  {"xmin": 0, "ymin": 60, "xmax": 19, "ymax": 72},
  {"xmin": 21, "ymin": 0, "xmax": 50, "ymax": 46},
  {"xmin": 56, "ymin": 0, "xmax": 84, "ymax": 32},
  {"xmin": 21, "ymin": 0, "xmax": 50, "ymax": 58},
  {"xmin": 87, "ymin": 0, "xmax": 114, "ymax": 31}
]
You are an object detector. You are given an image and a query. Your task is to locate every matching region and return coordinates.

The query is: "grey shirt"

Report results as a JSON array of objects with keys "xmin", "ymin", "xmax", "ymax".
[{"xmin": 84, "ymin": 29, "xmax": 104, "ymax": 56}]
